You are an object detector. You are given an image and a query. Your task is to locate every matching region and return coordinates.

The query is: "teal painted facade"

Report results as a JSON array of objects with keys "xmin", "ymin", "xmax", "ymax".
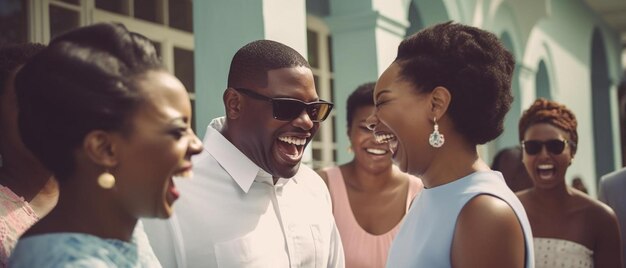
[{"xmin": 192, "ymin": 0, "xmax": 624, "ymax": 196}]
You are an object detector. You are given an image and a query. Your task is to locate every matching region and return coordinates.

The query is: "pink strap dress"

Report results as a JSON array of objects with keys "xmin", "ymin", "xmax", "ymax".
[
  {"xmin": 0, "ymin": 185, "xmax": 39, "ymax": 267},
  {"xmin": 325, "ymin": 167, "xmax": 422, "ymax": 268}
]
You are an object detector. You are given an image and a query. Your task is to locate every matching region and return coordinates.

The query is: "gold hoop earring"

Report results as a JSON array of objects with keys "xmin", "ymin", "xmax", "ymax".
[{"xmin": 97, "ymin": 171, "xmax": 116, "ymax": 189}]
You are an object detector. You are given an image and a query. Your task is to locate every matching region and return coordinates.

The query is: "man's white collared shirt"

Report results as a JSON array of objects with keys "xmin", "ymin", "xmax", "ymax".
[{"xmin": 143, "ymin": 117, "xmax": 344, "ymax": 268}]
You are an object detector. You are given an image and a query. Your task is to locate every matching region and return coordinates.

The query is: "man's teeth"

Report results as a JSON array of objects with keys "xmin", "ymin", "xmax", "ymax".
[
  {"xmin": 278, "ymin": 136, "xmax": 306, "ymax": 146},
  {"xmin": 538, "ymin": 164, "xmax": 554, "ymax": 170},
  {"xmin": 366, "ymin": 148, "xmax": 387, "ymax": 155},
  {"xmin": 375, "ymin": 133, "xmax": 396, "ymax": 144}
]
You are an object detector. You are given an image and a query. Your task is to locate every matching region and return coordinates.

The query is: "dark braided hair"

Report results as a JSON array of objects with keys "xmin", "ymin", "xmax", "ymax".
[{"xmin": 518, "ymin": 98, "xmax": 578, "ymax": 154}]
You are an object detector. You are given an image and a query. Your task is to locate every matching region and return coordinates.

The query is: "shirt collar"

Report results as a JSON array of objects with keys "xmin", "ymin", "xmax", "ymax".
[{"xmin": 203, "ymin": 117, "xmax": 295, "ymax": 192}]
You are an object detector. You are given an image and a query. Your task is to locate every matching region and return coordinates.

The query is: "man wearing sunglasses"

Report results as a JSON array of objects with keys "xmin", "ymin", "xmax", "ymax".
[{"xmin": 143, "ymin": 40, "xmax": 344, "ymax": 268}]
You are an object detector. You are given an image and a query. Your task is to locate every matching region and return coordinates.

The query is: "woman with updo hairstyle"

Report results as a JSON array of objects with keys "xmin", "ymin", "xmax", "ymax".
[
  {"xmin": 366, "ymin": 21, "xmax": 534, "ymax": 267},
  {"xmin": 8, "ymin": 23, "xmax": 203, "ymax": 267},
  {"xmin": 517, "ymin": 98, "xmax": 622, "ymax": 268}
]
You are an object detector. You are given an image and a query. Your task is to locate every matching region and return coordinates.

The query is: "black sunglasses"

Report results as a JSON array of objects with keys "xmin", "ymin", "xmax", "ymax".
[
  {"xmin": 233, "ymin": 88, "xmax": 334, "ymax": 122},
  {"xmin": 522, "ymin": 139, "xmax": 568, "ymax": 155}
]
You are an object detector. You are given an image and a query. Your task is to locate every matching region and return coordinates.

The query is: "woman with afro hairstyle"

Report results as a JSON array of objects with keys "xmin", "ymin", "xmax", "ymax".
[
  {"xmin": 367, "ymin": 21, "xmax": 534, "ymax": 267},
  {"xmin": 517, "ymin": 98, "xmax": 622, "ymax": 268}
]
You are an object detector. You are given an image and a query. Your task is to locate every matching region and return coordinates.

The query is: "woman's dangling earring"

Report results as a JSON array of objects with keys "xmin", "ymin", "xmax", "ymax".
[
  {"xmin": 97, "ymin": 171, "xmax": 116, "ymax": 189},
  {"xmin": 429, "ymin": 117, "xmax": 445, "ymax": 148}
]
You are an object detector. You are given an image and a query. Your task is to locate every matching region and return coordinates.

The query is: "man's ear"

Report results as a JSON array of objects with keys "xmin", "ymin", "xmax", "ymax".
[
  {"xmin": 83, "ymin": 130, "xmax": 118, "ymax": 168},
  {"xmin": 223, "ymin": 88, "xmax": 243, "ymax": 120},
  {"xmin": 430, "ymin": 86, "xmax": 451, "ymax": 119}
]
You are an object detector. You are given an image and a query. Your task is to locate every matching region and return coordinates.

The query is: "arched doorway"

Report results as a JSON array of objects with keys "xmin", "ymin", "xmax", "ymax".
[
  {"xmin": 405, "ymin": 1, "xmax": 423, "ymax": 37},
  {"xmin": 406, "ymin": 0, "xmax": 451, "ymax": 32},
  {"xmin": 591, "ymin": 28, "xmax": 614, "ymax": 181},
  {"xmin": 535, "ymin": 60, "xmax": 551, "ymax": 100}
]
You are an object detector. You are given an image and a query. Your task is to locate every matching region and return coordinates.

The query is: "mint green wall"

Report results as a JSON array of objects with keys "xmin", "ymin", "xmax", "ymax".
[
  {"xmin": 497, "ymin": 33, "xmax": 522, "ymax": 150},
  {"xmin": 327, "ymin": 0, "xmax": 456, "ymax": 164},
  {"xmin": 193, "ymin": 1, "xmax": 265, "ymax": 138},
  {"xmin": 327, "ymin": 0, "xmax": 410, "ymax": 164},
  {"xmin": 517, "ymin": 0, "xmax": 622, "ymax": 196},
  {"xmin": 193, "ymin": 0, "xmax": 308, "ymax": 138},
  {"xmin": 192, "ymin": 0, "xmax": 624, "ymax": 187},
  {"xmin": 412, "ymin": 0, "xmax": 455, "ymax": 25},
  {"xmin": 484, "ymin": 2, "xmax": 525, "ymax": 155},
  {"xmin": 327, "ymin": 12, "xmax": 389, "ymax": 164}
]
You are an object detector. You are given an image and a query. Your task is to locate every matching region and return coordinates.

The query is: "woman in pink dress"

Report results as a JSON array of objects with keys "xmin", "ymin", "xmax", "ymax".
[{"xmin": 318, "ymin": 82, "xmax": 422, "ymax": 268}]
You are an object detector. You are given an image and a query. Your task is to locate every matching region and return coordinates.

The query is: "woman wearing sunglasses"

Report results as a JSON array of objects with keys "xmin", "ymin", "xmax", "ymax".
[{"xmin": 517, "ymin": 98, "xmax": 622, "ymax": 268}]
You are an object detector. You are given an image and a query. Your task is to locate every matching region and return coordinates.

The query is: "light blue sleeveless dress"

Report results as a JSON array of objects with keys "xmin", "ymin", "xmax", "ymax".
[
  {"xmin": 8, "ymin": 222, "xmax": 161, "ymax": 268},
  {"xmin": 386, "ymin": 171, "xmax": 534, "ymax": 268}
]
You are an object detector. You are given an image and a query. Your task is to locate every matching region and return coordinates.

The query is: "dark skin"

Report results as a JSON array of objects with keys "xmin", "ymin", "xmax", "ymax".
[
  {"xmin": 0, "ymin": 68, "xmax": 58, "ymax": 218},
  {"xmin": 319, "ymin": 165, "xmax": 412, "ymax": 234},
  {"xmin": 23, "ymin": 71, "xmax": 202, "ymax": 242},
  {"xmin": 452, "ymin": 195, "xmax": 526, "ymax": 267},
  {"xmin": 24, "ymin": 159, "xmax": 139, "ymax": 241},
  {"xmin": 318, "ymin": 106, "xmax": 419, "ymax": 235},
  {"xmin": 222, "ymin": 66, "xmax": 319, "ymax": 184},
  {"xmin": 518, "ymin": 123, "xmax": 622, "ymax": 268},
  {"xmin": 367, "ymin": 63, "xmax": 526, "ymax": 267}
]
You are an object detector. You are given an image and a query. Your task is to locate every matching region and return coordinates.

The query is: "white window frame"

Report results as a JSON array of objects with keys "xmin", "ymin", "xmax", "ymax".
[
  {"xmin": 27, "ymin": 0, "xmax": 195, "ymax": 112},
  {"xmin": 307, "ymin": 15, "xmax": 336, "ymax": 169}
]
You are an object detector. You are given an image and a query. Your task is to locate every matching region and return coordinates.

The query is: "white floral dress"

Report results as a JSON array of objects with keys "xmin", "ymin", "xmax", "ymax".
[{"xmin": 534, "ymin": 237, "xmax": 594, "ymax": 268}]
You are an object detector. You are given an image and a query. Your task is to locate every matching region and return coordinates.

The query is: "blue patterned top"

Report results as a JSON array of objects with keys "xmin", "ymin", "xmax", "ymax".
[{"xmin": 8, "ymin": 222, "xmax": 162, "ymax": 268}]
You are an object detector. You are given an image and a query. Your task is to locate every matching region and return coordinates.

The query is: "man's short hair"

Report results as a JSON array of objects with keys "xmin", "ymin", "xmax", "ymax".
[{"xmin": 227, "ymin": 40, "xmax": 310, "ymax": 89}]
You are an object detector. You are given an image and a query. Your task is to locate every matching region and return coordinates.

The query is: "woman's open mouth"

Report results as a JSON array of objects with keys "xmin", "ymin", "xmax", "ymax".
[
  {"xmin": 165, "ymin": 177, "xmax": 179, "ymax": 205},
  {"xmin": 365, "ymin": 148, "xmax": 387, "ymax": 155},
  {"xmin": 536, "ymin": 163, "xmax": 556, "ymax": 180}
]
